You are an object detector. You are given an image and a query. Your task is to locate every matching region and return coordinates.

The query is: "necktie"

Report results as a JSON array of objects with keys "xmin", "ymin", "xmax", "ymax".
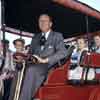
[{"xmin": 40, "ymin": 33, "xmax": 46, "ymax": 46}]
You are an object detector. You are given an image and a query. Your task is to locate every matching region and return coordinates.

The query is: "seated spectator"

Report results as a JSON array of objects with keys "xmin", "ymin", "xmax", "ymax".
[
  {"xmin": 93, "ymin": 34, "xmax": 100, "ymax": 74},
  {"xmin": 93, "ymin": 34, "xmax": 100, "ymax": 54},
  {"xmin": 68, "ymin": 38, "xmax": 95, "ymax": 81}
]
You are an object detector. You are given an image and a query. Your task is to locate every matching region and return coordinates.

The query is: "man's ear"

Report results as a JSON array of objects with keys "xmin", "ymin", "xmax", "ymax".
[{"xmin": 50, "ymin": 22, "xmax": 52, "ymax": 27}]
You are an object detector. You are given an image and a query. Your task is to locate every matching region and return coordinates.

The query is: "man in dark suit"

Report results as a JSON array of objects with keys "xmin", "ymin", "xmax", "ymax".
[{"xmin": 19, "ymin": 14, "xmax": 67, "ymax": 100}]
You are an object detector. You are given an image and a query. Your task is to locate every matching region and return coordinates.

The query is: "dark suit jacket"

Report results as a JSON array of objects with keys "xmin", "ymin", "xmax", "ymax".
[{"xmin": 30, "ymin": 31, "xmax": 67, "ymax": 68}]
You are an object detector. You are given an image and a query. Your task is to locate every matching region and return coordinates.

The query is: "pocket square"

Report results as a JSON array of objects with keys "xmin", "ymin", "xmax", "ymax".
[{"xmin": 48, "ymin": 45, "xmax": 53, "ymax": 49}]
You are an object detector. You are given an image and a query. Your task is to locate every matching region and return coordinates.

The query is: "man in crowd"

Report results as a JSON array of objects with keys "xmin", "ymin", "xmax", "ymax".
[
  {"xmin": 93, "ymin": 34, "xmax": 100, "ymax": 75},
  {"xmin": 19, "ymin": 14, "xmax": 67, "ymax": 100},
  {"xmin": 93, "ymin": 34, "xmax": 100, "ymax": 54}
]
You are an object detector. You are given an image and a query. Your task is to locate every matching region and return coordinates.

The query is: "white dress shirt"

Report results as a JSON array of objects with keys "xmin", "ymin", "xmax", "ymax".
[
  {"xmin": 41, "ymin": 30, "xmax": 51, "ymax": 50},
  {"xmin": 42, "ymin": 30, "xmax": 51, "ymax": 40}
]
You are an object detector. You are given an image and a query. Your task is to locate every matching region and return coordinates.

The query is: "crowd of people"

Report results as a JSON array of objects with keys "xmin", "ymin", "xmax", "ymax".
[{"xmin": 0, "ymin": 14, "xmax": 100, "ymax": 100}]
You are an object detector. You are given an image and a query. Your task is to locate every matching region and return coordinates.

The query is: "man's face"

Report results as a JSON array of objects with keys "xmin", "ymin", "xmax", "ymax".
[
  {"xmin": 14, "ymin": 41, "xmax": 24, "ymax": 52},
  {"xmin": 39, "ymin": 15, "xmax": 52, "ymax": 33},
  {"xmin": 94, "ymin": 36, "xmax": 100, "ymax": 47},
  {"xmin": 77, "ymin": 38, "xmax": 86, "ymax": 50}
]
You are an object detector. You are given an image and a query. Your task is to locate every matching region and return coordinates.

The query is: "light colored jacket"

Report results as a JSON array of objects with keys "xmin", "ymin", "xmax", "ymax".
[{"xmin": 30, "ymin": 31, "xmax": 67, "ymax": 68}]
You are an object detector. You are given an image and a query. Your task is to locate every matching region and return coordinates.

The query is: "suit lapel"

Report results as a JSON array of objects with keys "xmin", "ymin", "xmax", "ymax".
[
  {"xmin": 44, "ymin": 31, "xmax": 53, "ymax": 49},
  {"xmin": 38, "ymin": 31, "xmax": 54, "ymax": 55},
  {"xmin": 36, "ymin": 33, "xmax": 42, "ymax": 54}
]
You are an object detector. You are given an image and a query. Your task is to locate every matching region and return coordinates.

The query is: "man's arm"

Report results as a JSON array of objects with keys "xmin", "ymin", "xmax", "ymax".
[
  {"xmin": 28, "ymin": 36, "xmax": 36, "ymax": 54},
  {"xmin": 33, "ymin": 33, "xmax": 67, "ymax": 65},
  {"xmin": 47, "ymin": 33, "xmax": 67, "ymax": 66}
]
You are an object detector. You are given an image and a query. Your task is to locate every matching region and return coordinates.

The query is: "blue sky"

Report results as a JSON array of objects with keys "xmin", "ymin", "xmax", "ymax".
[{"xmin": 77, "ymin": 0, "xmax": 100, "ymax": 12}]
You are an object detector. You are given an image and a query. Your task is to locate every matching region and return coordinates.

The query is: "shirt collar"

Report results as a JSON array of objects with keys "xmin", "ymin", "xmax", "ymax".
[{"xmin": 42, "ymin": 30, "xmax": 51, "ymax": 40}]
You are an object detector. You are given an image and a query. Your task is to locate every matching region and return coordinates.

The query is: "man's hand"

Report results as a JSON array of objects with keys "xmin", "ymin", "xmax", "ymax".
[{"xmin": 33, "ymin": 55, "xmax": 48, "ymax": 64}]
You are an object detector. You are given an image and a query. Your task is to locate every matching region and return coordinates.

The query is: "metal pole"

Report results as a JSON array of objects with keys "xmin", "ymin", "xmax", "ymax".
[
  {"xmin": 85, "ymin": 15, "xmax": 91, "ymax": 51},
  {"xmin": 84, "ymin": 15, "xmax": 90, "ymax": 82},
  {"xmin": 0, "ymin": 0, "xmax": 6, "ymax": 71},
  {"xmin": 1, "ymin": 0, "xmax": 6, "ymax": 57}
]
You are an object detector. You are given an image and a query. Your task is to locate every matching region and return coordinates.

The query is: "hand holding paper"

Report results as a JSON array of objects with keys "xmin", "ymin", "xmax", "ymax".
[{"xmin": 32, "ymin": 55, "xmax": 48, "ymax": 64}]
